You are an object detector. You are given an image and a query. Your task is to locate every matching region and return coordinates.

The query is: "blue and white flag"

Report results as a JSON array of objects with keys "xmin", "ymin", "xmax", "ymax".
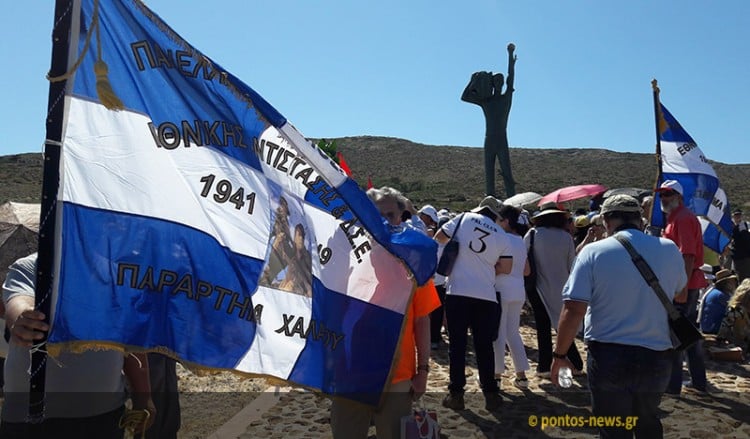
[
  {"xmin": 44, "ymin": 0, "xmax": 435, "ymax": 406},
  {"xmin": 651, "ymin": 102, "xmax": 732, "ymax": 254}
]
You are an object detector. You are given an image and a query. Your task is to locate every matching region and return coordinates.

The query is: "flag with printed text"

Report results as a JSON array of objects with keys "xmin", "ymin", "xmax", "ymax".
[
  {"xmin": 42, "ymin": 0, "xmax": 436, "ymax": 406},
  {"xmin": 650, "ymin": 102, "xmax": 732, "ymax": 254}
]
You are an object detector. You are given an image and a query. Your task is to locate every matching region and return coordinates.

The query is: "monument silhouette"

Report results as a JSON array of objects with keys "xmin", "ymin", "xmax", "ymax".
[{"xmin": 462, "ymin": 43, "xmax": 517, "ymax": 198}]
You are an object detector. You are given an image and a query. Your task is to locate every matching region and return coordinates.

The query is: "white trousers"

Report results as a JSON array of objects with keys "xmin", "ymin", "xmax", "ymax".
[{"xmin": 493, "ymin": 299, "xmax": 530, "ymax": 374}]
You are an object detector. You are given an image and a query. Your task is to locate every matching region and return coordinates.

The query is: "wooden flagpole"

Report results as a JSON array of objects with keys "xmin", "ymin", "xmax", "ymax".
[{"xmin": 650, "ymin": 79, "xmax": 666, "ymax": 229}]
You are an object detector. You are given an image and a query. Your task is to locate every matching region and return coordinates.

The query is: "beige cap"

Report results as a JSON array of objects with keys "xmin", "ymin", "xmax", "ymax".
[
  {"xmin": 600, "ymin": 194, "xmax": 642, "ymax": 214},
  {"xmin": 471, "ymin": 196, "xmax": 503, "ymax": 217}
]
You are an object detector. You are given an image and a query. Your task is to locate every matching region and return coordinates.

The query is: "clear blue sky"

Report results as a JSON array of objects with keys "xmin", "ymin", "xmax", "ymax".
[{"xmin": 2, "ymin": 1, "xmax": 748, "ymax": 165}]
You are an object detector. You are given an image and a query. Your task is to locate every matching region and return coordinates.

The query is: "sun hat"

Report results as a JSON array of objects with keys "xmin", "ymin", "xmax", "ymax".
[
  {"xmin": 574, "ymin": 216, "xmax": 590, "ymax": 228},
  {"xmin": 654, "ymin": 180, "xmax": 683, "ymax": 196},
  {"xmin": 471, "ymin": 196, "xmax": 503, "ymax": 217},
  {"xmin": 714, "ymin": 269, "xmax": 738, "ymax": 285},
  {"xmin": 418, "ymin": 204, "xmax": 439, "ymax": 223},
  {"xmin": 599, "ymin": 194, "xmax": 642, "ymax": 215},
  {"xmin": 532, "ymin": 201, "xmax": 567, "ymax": 219}
]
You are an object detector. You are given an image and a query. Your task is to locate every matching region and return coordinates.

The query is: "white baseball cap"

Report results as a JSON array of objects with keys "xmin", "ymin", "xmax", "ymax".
[
  {"xmin": 418, "ymin": 205, "xmax": 439, "ymax": 223},
  {"xmin": 655, "ymin": 180, "xmax": 683, "ymax": 196}
]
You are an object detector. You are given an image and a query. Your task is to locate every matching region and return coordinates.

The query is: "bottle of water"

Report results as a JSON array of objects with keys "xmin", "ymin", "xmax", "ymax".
[{"xmin": 558, "ymin": 366, "xmax": 573, "ymax": 388}]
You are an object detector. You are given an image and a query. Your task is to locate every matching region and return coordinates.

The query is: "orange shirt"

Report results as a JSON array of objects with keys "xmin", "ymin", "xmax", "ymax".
[{"xmin": 392, "ymin": 279, "xmax": 441, "ymax": 383}]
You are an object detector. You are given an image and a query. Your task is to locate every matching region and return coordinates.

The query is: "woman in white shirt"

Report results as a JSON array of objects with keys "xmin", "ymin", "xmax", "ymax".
[{"xmin": 493, "ymin": 205, "xmax": 531, "ymax": 388}]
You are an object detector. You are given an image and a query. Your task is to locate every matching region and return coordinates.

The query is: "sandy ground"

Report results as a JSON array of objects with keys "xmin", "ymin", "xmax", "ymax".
[
  {"xmin": 177, "ymin": 317, "xmax": 750, "ymax": 438},
  {"xmin": 0, "ymin": 320, "xmax": 746, "ymax": 438}
]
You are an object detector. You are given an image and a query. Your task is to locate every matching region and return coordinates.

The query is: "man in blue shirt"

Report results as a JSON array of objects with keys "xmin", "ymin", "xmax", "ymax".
[
  {"xmin": 551, "ymin": 195, "xmax": 686, "ymax": 438},
  {"xmin": 700, "ymin": 269, "xmax": 738, "ymax": 334}
]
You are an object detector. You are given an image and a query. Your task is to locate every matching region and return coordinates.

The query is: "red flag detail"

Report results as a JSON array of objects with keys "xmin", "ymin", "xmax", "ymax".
[
  {"xmin": 337, "ymin": 152, "xmax": 352, "ymax": 177},
  {"xmin": 367, "ymin": 176, "xmax": 373, "ymax": 190}
]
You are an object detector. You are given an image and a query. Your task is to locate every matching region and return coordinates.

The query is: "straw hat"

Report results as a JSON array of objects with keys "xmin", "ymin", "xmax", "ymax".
[
  {"xmin": 532, "ymin": 201, "xmax": 567, "ymax": 219},
  {"xmin": 714, "ymin": 269, "xmax": 738, "ymax": 285}
]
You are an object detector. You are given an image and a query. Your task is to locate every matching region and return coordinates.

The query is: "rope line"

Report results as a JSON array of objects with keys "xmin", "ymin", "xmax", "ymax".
[
  {"xmin": 47, "ymin": 0, "xmax": 99, "ymax": 83},
  {"xmin": 47, "ymin": 0, "xmax": 124, "ymax": 110}
]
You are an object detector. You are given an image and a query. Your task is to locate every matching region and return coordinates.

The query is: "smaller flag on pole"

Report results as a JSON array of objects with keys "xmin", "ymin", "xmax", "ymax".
[
  {"xmin": 337, "ymin": 152, "xmax": 352, "ymax": 177},
  {"xmin": 650, "ymin": 99, "xmax": 732, "ymax": 254}
]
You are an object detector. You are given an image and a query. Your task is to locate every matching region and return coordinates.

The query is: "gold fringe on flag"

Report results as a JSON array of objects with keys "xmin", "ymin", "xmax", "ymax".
[
  {"xmin": 119, "ymin": 408, "xmax": 151, "ymax": 439},
  {"xmin": 47, "ymin": 0, "xmax": 124, "ymax": 111}
]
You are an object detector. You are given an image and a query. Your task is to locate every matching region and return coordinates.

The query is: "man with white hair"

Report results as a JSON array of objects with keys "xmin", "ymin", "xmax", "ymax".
[
  {"xmin": 330, "ymin": 187, "xmax": 439, "ymax": 439},
  {"xmin": 654, "ymin": 180, "xmax": 708, "ymax": 394}
]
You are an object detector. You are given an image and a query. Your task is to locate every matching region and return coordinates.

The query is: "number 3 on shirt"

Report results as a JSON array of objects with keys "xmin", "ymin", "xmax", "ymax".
[{"xmin": 469, "ymin": 227, "xmax": 490, "ymax": 253}]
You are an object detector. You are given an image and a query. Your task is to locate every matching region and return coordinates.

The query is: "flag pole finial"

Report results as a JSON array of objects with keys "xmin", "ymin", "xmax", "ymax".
[{"xmin": 651, "ymin": 79, "xmax": 660, "ymax": 94}]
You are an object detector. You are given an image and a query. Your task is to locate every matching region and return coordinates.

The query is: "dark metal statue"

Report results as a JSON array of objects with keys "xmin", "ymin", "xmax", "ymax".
[{"xmin": 462, "ymin": 43, "xmax": 517, "ymax": 198}]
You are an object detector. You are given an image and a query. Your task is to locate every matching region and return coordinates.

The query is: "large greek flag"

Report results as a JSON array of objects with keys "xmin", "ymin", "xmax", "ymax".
[
  {"xmin": 651, "ymin": 102, "xmax": 732, "ymax": 254},
  {"xmin": 43, "ymin": 0, "xmax": 435, "ymax": 406}
]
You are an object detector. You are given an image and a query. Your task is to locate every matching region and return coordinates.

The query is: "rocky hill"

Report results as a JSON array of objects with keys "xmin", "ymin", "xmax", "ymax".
[{"xmin": 2, "ymin": 136, "xmax": 749, "ymax": 213}]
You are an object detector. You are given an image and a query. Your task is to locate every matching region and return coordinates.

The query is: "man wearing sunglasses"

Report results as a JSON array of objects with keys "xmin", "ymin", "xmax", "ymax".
[{"xmin": 654, "ymin": 180, "xmax": 708, "ymax": 395}]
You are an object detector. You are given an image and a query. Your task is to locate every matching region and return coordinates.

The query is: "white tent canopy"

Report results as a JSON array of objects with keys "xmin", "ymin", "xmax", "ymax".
[{"xmin": 0, "ymin": 201, "xmax": 41, "ymax": 230}]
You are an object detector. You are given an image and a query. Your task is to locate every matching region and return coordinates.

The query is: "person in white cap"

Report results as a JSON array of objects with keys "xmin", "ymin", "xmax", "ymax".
[
  {"xmin": 417, "ymin": 204, "xmax": 439, "ymax": 237},
  {"xmin": 654, "ymin": 179, "xmax": 708, "ymax": 394}
]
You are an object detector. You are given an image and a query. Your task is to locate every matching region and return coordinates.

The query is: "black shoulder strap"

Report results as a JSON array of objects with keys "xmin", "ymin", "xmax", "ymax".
[
  {"xmin": 527, "ymin": 228, "xmax": 536, "ymax": 273},
  {"xmin": 447, "ymin": 213, "xmax": 465, "ymax": 240},
  {"xmin": 613, "ymin": 234, "xmax": 681, "ymax": 320}
]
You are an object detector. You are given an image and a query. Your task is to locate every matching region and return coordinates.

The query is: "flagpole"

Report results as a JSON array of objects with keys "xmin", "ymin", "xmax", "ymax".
[
  {"xmin": 649, "ymin": 79, "xmax": 665, "ymax": 228},
  {"xmin": 30, "ymin": 0, "xmax": 75, "ymax": 421}
]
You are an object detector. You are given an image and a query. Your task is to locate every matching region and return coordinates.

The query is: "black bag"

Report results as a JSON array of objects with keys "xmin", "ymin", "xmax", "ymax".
[
  {"xmin": 614, "ymin": 234, "xmax": 703, "ymax": 352},
  {"xmin": 668, "ymin": 313, "xmax": 704, "ymax": 352},
  {"xmin": 436, "ymin": 240, "xmax": 459, "ymax": 277},
  {"xmin": 436, "ymin": 215, "xmax": 464, "ymax": 277}
]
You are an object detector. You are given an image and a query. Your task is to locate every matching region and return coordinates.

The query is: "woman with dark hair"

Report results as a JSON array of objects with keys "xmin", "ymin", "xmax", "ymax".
[
  {"xmin": 493, "ymin": 205, "xmax": 531, "ymax": 388},
  {"xmin": 524, "ymin": 202, "xmax": 584, "ymax": 377}
]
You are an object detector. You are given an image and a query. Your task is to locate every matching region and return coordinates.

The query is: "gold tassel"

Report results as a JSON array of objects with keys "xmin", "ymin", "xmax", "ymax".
[
  {"xmin": 94, "ymin": 59, "xmax": 124, "ymax": 111},
  {"xmin": 48, "ymin": 0, "xmax": 125, "ymax": 111},
  {"xmin": 92, "ymin": 0, "xmax": 124, "ymax": 111}
]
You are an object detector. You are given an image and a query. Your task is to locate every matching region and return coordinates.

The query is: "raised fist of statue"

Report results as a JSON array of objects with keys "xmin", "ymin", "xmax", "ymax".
[{"xmin": 507, "ymin": 43, "xmax": 515, "ymax": 52}]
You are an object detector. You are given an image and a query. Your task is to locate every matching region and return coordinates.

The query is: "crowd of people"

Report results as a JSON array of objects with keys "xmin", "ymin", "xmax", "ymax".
[
  {"xmin": 335, "ymin": 181, "xmax": 750, "ymax": 438},
  {"xmin": 2, "ymin": 181, "xmax": 749, "ymax": 438}
]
